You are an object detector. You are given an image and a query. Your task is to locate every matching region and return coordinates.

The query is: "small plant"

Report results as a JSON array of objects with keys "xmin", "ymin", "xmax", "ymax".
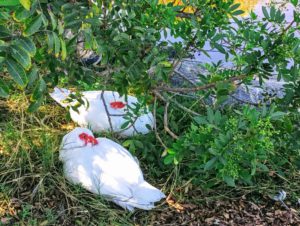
[{"xmin": 164, "ymin": 105, "xmax": 286, "ymax": 186}]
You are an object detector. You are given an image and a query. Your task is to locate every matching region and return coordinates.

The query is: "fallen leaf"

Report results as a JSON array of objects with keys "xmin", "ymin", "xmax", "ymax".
[{"xmin": 166, "ymin": 195, "xmax": 185, "ymax": 212}]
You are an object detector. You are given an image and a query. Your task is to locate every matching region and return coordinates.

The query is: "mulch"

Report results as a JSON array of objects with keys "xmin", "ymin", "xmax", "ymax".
[
  {"xmin": 146, "ymin": 195, "xmax": 300, "ymax": 226},
  {"xmin": 1, "ymin": 190, "xmax": 300, "ymax": 225}
]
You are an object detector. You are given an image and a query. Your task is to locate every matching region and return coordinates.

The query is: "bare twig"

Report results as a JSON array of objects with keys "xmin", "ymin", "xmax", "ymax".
[
  {"xmin": 168, "ymin": 59, "xmax": 182, "ymax": 80},
  {"xmin": 153, "ymin": 90, "xmax": 200, "ymax": 116},
  {"xmin": 109, "ymin": 113, "xmax": 126, "ymax": 116},
  {"xmin": 153, "ymin": 96, "xmax": 168, "ymax": 150},
  {"xmin": 100, "ymin": 90, "xmax": 113, "ymax": 133},
  {"xmin": 167, "ymin": 30, "xmax": 198, "ymax": 80},
  {"xmin": 173, "ymin": 69, "xmax": 198, "ymax": 86},
  {"xmin": 100, "ymin": 91, "xmax": 139, "ymax": 135},
  {"xmin": 283, "ymin": 19, "xmax": 295, "ymax": 33},
  {"xmin": 115, "ymin": 112, "xmax": 139, "ymax": 134},
  {"xmin": 229, "ymin": 93, "xmax": 260, "ymax": 107},
  {"xmin": 167, "ymin": 91, "xmax": 199, "ymax": 99},
  {"xmin": 176, "ymin": 12, "xmax": 192, "ymax": 19},
  {"xmin": 155, "ymin": 74, "xmax": 248, "ymax": 93},
  {"xmin": 164, "ymin": 102, "xmax": 179, "ymax": 140},
  {"xmin": 96, "ymin": 68, "xmax": 119, "ymax": 77}
]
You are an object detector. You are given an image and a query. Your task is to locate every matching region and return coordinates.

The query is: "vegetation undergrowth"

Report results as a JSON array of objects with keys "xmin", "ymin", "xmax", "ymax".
[
  {"xmin": 0, "ymin": 90, "xmax": 299, "ymax": 225},
  {"xmin": 166, "ymin": 105, "xmax": 300, "ymax": 186},
  {"xmin": 0, "ymin": 93, "xmax": 167, "ymax": 225}
]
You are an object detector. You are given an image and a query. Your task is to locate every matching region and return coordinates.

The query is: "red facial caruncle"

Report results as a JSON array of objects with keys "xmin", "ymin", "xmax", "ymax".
[
  {"xmin": 110, "ymin": 101, "xmax": 126, "ymax": 109},
  {"xmin": 79, "ymin": 132, "xmax": 98, "ymax": 145}
]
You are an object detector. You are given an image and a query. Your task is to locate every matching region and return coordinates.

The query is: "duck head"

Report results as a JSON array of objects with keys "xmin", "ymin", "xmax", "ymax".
[{"xmin": 61, "ymin": 127, "xmax": 98, "ymax": 150}]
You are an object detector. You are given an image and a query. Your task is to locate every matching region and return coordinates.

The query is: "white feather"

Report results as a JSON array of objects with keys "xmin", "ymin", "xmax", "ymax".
[
  {"xmin": 60, "ymin": 128, "xmax": 165, "ymax": 211},
  {"xmin": 49, "ymin": 87, "xmax": 154, "ymax": 137}
]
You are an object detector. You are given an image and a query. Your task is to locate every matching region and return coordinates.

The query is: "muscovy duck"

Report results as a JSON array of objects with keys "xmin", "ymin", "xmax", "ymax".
[
  {"xmin": 50, "ymin": 87, "xmax": 154, "ymax": 137},
  {"xmin": 59, "ymin": 128, "xmax": 165, "ymax": 211}
]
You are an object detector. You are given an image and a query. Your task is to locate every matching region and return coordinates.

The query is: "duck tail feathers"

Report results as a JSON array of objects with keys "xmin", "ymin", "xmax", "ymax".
[
  {"xmin": 112, "ymin": 181, "xmax": 165, "ymax": 211},
  {"xmin": 134, "ymin": 181, "xmax": 166, "ymax": 203},
  {"xmin": 49, "ymin": 87, "xmax": 71, "ymax": 108}
]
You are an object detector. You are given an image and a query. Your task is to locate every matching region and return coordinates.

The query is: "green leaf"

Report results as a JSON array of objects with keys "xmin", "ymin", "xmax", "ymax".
[
  {"xmin": 270, "ymin": 6, "xmax": 275, "ymax": 20},
  {"xmin": 84, "ymin": 29, "xmax": 93, "ymax": 49},
  {"xmin": 134, "ymin": 140, "xmax": 144, "ymax": 149},
  {"xmin": 48, "ymin": 9, "xmax": 57, "ymax": 30},
  {"xmin": 214, "ymin": 110, "xmax": 222, "ymax": 124},
  {"xmin": 0, "ymin": 79, "xmax": 9, "ymax": 98},
  {"xmin": 61, "ymin": 3, "xmax": 74, "ymax": 11},
  {"xmin": 0, "ymin": 25, "xmax": 11, "ymax": 39},
  {"xmin": 14, "ymin": 37, "xmax": 36, "ymax": 57},
  {"xmin": 207, "ymin": 108, "xmax": 214, "ymax": 123},
  {"xmin": 229, "ymin": 3, "xmax": 241, "ymax": 12},
  {"xmin": 275, "ymin": 9, "xmax": 281, "ymax": 22},
  {"xmin": 0, "ymin": 0, "xmax": 20, "ymax": 6},
  {"xmin": 204, "ymin": 157, "xmax": 217, "ymax": 171},
  {"xmin": 10, "ymin": 44, "xmax": 31, "ymax": 70},
  {"xmin": 57, "ymin": 20, "xmax": 64, "ymax": 35},
  {"xmin": 128, "ymin": 142, "xmax": 136, "ymax": 153},
  {"xmin": 231, "ymin": 10, "xmax": 244, "ymax": 16},
  {"xmin": 270, "ymin": 111, "xmax": 286, "ymax": 120},
  {"xmin": 0, "ymin": 10, "xmax": 10, "ymax": 20},
  {"xmin": 27, "ymin": 65, "xmax": 38, "ymax": 87},
  {"xmin": 60, "ymin": 38, "xmax": 67, "ymax": 60},
  {"xmin": 47, "ymin": 32, "xmax": 54, "ymax": 53},
  {"xmin": 291, "ymin": 0, "xmax": 298, "ymax": 7},
  {"xmin": 0, "ymin": 40, "xmax": 7, "ymax": 52},
  {"xmin": 121, "ymin": 121, "xmax": 130, "ymax": 129},
  {"xmin": 31, "ymin": 78, "xmax": 46, "ymax": 101},
  {"xmin": 41, "ymin": 13, "xmax": 48, "ymax": 27},
  {"xmin": 166, "ymin": 148, "xmax": 175, "ymax": 155},
  {"xmin": 257, "ymin": 163, "xmax": 269, "ymax": 172},
  {"xmin": 223, "ymin": 176, "xmax": 236, "ymax": 187},
  {"xmin": 194, "ymin": 116, "xmax": 208, "ymax": 125},
  {"xmin": 27, "ymin": 96, "xmax": 43, "ymax": 112},
  {"xmin": 19, "ymin": 0, "xmax": 31, "ymax": 10},
  {"xmin": 251, "ymin": 161, "xmax": 257, "ymax": 176},
  {"xmin": 5, "ymin": 58, "xmax": 28, "ymax": 87},
  {"xmin": 232, "ymin": 16, "xmax": 242, "ymax": 26},
  {"xmin": 23, "ymin": 14, "xmax": 43, "ymax": 36},
  {"xmin": 164, "ymin": 155, "xmax": 174, "ymax": 165},
  {"xmin": 122, "ymin": 140, "xmax": 132, "ymax": 147},
  {"xmin": 262, "ymin": 6, "xmax": 269, "ymax": 19},
  {"xmin": 173, "ymin": 157, "xmax": 179, "ymax": 165},
  {"xmin": 250, "ymin": 11, "xmax": 257, "ymax": 20},
  {"xmin": 53, "ymin": 32, "xmax": 61, "ymax": 57},
  {"xmin": 214, "ymin": 43, "xmax": 226, "ymax": 54},
  {"xmin": 63, "ymin": 11, "xmax": 81, "ymax": 29},
  {"xmin": 13, "ymin": 6, "xmax": 31, "ymax": 21},
  {"xmin": 113, "ymin": 33, "xmax": 130, "ymax": 42},
  {"xmin": 261, "ymin": 105, "xmax": 267, "ymax": 117}
]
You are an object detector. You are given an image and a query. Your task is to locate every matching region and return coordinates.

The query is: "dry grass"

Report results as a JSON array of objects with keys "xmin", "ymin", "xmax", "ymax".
[{"xmin": 0, "ymin": 93, "xmax": 170, "ymax": 225}]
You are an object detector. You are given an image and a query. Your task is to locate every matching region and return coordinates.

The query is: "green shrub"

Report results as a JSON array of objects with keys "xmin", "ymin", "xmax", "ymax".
[{"xmin": 164, "ymin": 105, "xmax": 289, "ymax": 186}]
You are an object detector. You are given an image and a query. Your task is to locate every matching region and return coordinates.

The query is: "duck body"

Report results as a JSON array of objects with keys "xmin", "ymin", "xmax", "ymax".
[
  {"xmin": 60, "ymin": 128, "xmax": 165, "ymax": 211},
  {"xmin": 50, "ymin": 87, "xmax": 154, "ymax": 137}
]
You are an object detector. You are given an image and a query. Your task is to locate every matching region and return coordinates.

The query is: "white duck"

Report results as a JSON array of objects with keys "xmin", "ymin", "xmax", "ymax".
[
  {"xmin": 59, "ymin": 127, "xmax": 165, "ymax": 211},
  {"xmin": 50, "ymin": 87, "xmax": 154, "ymax": 137}
]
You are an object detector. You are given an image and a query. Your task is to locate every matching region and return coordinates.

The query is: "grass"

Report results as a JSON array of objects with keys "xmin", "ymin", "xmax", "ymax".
[
  {"xmin": 0, "ymin": 93, "xmax": 173, "ymax": 225},
  {"xmin": 0, "ymin": 92, "xmax": 300, "ymax": 225}
]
